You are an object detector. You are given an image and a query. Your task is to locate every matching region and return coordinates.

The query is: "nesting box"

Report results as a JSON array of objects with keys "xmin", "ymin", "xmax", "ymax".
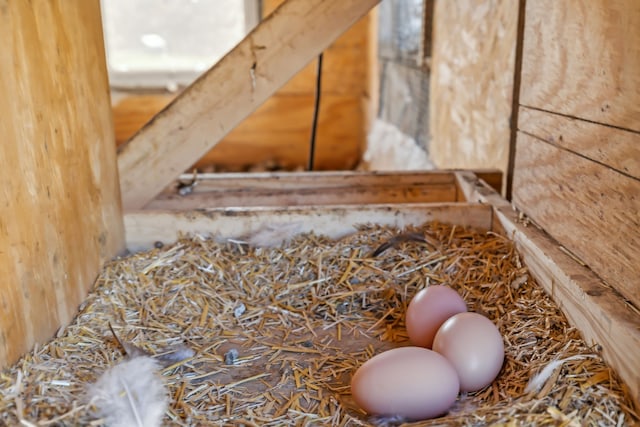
[{"xmin": 0, "ymin": 0, "xmax": 638, "ymax": 424}]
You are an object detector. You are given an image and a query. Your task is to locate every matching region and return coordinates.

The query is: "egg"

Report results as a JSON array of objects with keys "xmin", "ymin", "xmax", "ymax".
[
  {"xmin": 405, "ymin": 285, "xmax": 467, "ymax": 348},
  {"xmin": 432, "ymin": 312, "xmax": 504, "ymax": 392},
  {"xmin": 351, "ymin": 346, "xmax": 460, "ymax": 420}
]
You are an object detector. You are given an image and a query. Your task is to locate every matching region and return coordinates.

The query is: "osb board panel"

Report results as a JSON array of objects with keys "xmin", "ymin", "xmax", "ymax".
[
  {"xmin": 519, "ymin": 107, "xmax": 640, "ymax": 180},
  {"xmin": 428, "ymin": 0, "xmax": 519, "ymax": 185},
  {"xmin": 512, "ymin": 132, "xmax": 640, "ymax": 310},
  {"xmin": 520, "ymin": 0, "xmax": 640, "ymax": 132},
  {"xmin": 0, "ymin": 1, "xmax": 125, "ymax": 367}
]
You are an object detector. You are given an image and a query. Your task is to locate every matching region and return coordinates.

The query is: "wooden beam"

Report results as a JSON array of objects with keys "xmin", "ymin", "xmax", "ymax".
[
  {"xmin": 124, "ymin": 204, "xmax": 493, "ymax": 252},
  {"xmin": 147, "ymin": 171, "xmax": 459, "ymax": 209},
  {"xmin": 117, "ymin": 0, "xmax": 381, "ymax": 210}
]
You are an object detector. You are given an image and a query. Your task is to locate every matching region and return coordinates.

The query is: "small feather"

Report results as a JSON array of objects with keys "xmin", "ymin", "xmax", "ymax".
[
  {"xmin": 155, "ymin": 345, "xmax": 196, "ymax": 367},
  {"xmin": 246, "ymin": 222, "xmax": 305, "ymax": 248},
  {"xmin": 368, "ymin": 414, "xmax": 409, "ymax": 427},
  {"xmin": 87, "ymin": 356, "xmax": 167, "ymax": 427},
  {"xmin": 108, "ymin": 323, "xmax": 150, "ymax": 359},
  {"xmin": 525, "ymin": 355, "xmax": 593, "ymax": 394}
]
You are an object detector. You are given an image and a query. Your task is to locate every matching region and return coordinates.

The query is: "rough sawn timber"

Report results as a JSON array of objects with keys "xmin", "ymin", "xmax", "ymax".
[
  {"xmin": 0, "ymin": 0, "xmax": 125, "ymax": 368},
  {"xmin": 117, "ymin": 0, "xmax": 381, "ymax": 210},
  {"xmin": 512, "ymin": 133, "xmax": 640, "ymax": 311}
]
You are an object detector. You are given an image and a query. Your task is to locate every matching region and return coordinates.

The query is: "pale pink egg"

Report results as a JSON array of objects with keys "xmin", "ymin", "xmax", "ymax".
[
  {"xmin": 351, "ymin": 346, "xmax": 459, "ymax": 420},
  {"xmin": 433, "ymin": 312, "xmax": 504, "ymax": 392},
  {"xmin": 405, "ymin": 285, "xmax": 467, "ymax": 348}
]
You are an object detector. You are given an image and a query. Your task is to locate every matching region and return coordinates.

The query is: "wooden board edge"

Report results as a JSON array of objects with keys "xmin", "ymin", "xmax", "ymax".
[
  {"xmin": 454, "ymin": 171, "xmax": 510, "ymax": 207},
  {"xmin": 124, "ymin": 203, "xmax": 493, "ymax": 252},
  {"xmin": 493, "ymin": 206, "xmax": 640, "ymax": 408}
]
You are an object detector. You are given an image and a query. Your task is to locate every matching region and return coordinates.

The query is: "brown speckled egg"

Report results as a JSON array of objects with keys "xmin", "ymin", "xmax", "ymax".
[
  {"xmin": 405, "ymin": 285, "xmax": 467, "ymax": 348},
  {"xmin": 351, "ymin": 347, "xmax": 460, "ymax": 420},
  {"xmin": 433, "ymin": 312, "xmax": 504, "ymax": 392}
]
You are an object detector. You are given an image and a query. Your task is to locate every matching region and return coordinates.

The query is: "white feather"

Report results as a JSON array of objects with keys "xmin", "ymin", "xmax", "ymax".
[
  {"xmin": 87, "ymin": 356, "xmax": 167, "ymax": 427},
  {"xmin": 525, "ymin": 355, "xmax": 594, "ymax": 394},
  {"xmin": 246, "ymin": 222, "xmax": 306, "ymax": 248}
]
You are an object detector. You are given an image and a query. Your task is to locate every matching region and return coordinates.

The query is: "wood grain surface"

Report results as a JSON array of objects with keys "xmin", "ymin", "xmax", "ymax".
[
  {"xmin": 0, "ymin": 0, "xmax": 125, "ymax": 367},
  {"xmin": 147, "ymin": 171, "xmax": 459, "ymax": 209},
  {"xmin": 512, "ymin": 132, "xmax": 640, "ymax": 309},
  {"xmin": 518, "ymin": 107, "xmax": 640, "ymax": 180},
  {"xmin": 428, "ymin": 0, "xmax": 520, "ymax": 189},
  {"xmin": 456, "ymin": 171, "xmax": 640, "ymax": 406},
  {"xmin": 520, "ymin": 0, "xmax": 640, "ymax": 131}
]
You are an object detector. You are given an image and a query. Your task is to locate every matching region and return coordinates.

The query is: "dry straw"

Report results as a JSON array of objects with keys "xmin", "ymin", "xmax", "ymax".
[{"xmin": 0, "ymin": 222, "xmax": 637, "ymax": 426}]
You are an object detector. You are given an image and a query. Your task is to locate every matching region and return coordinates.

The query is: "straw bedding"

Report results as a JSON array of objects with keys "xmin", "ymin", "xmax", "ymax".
[{"xmin": 0, "ymin": 222, "xmax": 637, "ymax": 426}]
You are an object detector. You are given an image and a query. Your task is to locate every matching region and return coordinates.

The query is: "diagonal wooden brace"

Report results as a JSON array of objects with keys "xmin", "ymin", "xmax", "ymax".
[{"xmin": 117, "ymin": 0, "xmax": 381, "ymax": 210}]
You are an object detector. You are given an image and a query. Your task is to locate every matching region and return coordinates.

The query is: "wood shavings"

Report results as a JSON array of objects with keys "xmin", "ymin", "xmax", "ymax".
[{"xmin": 0, "ymin": 222, "xmax": 636, "ymax": 426}]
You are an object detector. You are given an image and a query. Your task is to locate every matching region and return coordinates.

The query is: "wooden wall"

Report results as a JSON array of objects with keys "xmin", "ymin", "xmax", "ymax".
[
  {"xmin": 113, "ymin": 0, "xmax": 375, "ymax": 171},
  {"xmin": 513, "ymin": 0, "xmax": 640, "ymax": 310},
  {"xmin": 0, "ymin": 1, "xmax": 125, "ymax": 367},
  {"xmin": 428, "ymin": 0, "xmax": 521, "ymax": 193}
]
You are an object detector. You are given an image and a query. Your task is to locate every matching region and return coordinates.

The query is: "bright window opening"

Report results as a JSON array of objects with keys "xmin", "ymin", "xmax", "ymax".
[{"xmin": 101, "ymin": 0, "xmax": 260, "ymax": 90}]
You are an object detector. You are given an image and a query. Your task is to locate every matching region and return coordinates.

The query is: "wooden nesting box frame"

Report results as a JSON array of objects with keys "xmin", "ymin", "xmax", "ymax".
[
  {"xmin": 124, "ymin": 170, "xmax": 640, "ymax": 408},
  {"xmin": 2, "ymin": 0, "xmax": 638, "ymax": 413}
]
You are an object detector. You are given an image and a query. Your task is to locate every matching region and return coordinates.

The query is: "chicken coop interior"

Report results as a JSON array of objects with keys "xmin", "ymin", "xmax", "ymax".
[{"xmin": 0, "ymin": 0, "xmax": 639, "ymax": 425}]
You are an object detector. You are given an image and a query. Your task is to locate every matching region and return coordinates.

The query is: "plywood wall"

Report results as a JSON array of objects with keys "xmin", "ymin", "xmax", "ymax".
[
  {"xmin": 0, "ymin": 1, "xmax": 125, "ymax": 367},
  {"xmin": 113, "ymin": 0, "xmax": 376, "ymax": 171},
  {"xmin": 428, "ymin": 0, "xmax": 520, "ymax": 192},
  {"xmin": 513, "ymin": 0, "xmax": 640, "ymax": 310}
]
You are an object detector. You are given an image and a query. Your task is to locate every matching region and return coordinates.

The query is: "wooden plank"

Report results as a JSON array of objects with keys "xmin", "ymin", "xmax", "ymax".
[
  {"xmin": 428, "ymin": 0, "xmax": 520, "ymax": 192},
  {"xmin": 153, "ymin": 183, "xmax": 455, "ymax": 207},
  {"xmin": 147, "ymin": 184, "xmax": 456, "ymax": 210},
  {"xmin": 124, "ymin": 203, "xmax": 493, "ymax": 252},
  {"xmin": 147, "ymin": 170, "xmax": 503, "ymax": 209},
  {"xmin": 454, "ymin": 171, "xmax": 510, "ymax": 207},
  {"xmin": 520, "ymin": 0, "xmax": 640, "ymax": 131},
  {"xmin": 0, "ymin": 0, "xmax": 125, "ymax": 367},
  {"xmin": 518, "ymin": 107, "xmax": 640, "ymax": 180},
  {"xmin": 167, "ymin": 170, "xmax": 455, "ymax": 190},
  {"xmin": 512, "ymin": 132, "xmax": 640, "ymax": 310},
  {"xmin": 457, "ymin": 171, "xmax": 640, "ymax": 406},
  {"xmin": 117, "ymin": 0, "xmax": 380, "ymax": 210},
  {"xmin": 495, "ymin": 206, "xmax": 640, "ymax": 408}
]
